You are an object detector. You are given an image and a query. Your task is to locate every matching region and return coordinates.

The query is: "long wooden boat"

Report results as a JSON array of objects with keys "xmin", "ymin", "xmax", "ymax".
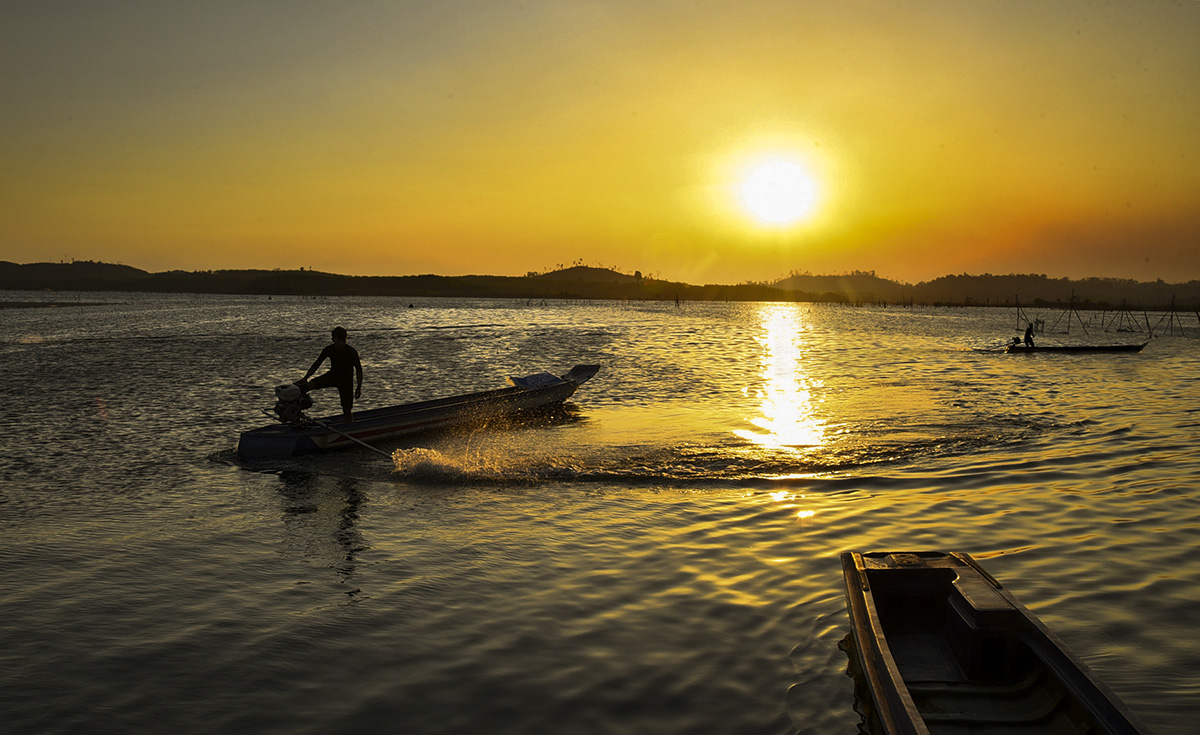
[
  {"xmin": 236, "ymin": 364, "xmax": 599, "ymax": 460},
  {"xmin": 841, "ymin": 551, "xmax": 1152, "ymax": 735},
  {"xmin": 1005, "ymin": 342, "xmax": 1147, "ymax": 353}
]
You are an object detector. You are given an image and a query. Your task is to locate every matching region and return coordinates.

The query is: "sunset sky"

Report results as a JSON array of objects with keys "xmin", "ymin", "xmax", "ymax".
[{"xmin": 3, "ymin": 1, "xmax": 1198, "ymax": 285}]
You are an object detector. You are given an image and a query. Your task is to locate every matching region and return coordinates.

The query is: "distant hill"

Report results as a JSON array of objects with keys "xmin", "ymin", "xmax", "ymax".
[
  {"xmin": 774, "ymin": 272, "xmax": 907, "ymax": 302},
  {"xmin": 774, "ymin": 270, "xmax": 1200, "ymax": 309},
  {"xmin": 906, "ymin": 273, "xmax": 1199, "ymax": 309},
  {"xmin": 0, "ymin": 261, "xmax": 705, "ymax": 300},
  {"xmin": 0, "ymin": 260, "xmax": 151, "ymax": 289},
  {"xmin": 533, "ymin": 266, "xmax": 641, "ymax": 283},
  {"xmin": 2, "ymin": 260, "xmax": 1197, "ymax": 309}
]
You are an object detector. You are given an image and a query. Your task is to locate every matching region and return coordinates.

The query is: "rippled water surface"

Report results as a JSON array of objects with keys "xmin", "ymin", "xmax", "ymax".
[{"xmin": 2, "ymin": 293, "xmax": 1198, "ymax": 733}]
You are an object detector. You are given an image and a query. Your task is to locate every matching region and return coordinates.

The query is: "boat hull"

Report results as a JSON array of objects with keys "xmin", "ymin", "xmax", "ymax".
[
  {"xmin": 1005, "ymin": 342, "xmax": 1147, "ymax": 353},
  {"xmin": 840, "ymin": 551, "xmax": 1151, "ymax": 735},
  {"xmin": 237, "ymin": 365, "xmax": 598, "ymax": 460}
]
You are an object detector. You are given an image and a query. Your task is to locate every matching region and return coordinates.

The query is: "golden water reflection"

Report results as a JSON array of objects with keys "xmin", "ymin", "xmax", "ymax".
[{"xmin": 734, "ymin": 304, "xmax": 826, "ymax": 451}]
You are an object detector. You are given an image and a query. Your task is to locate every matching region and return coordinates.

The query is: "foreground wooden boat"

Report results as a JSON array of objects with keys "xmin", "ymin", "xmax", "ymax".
[
  {"xmin": 237, "ymin": 364, "xmax": 599, "ymax": 460},
  {"xmin": 841, "ymin": 551, "xmax": 1152, "ymax": 735},
  {"xmin": 1005, "ymin": 342, "xmax": 1147, "ymax": 353}
]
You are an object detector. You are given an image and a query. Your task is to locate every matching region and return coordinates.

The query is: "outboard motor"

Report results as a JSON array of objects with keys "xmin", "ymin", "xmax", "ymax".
[{"xmin": 272, "ymin": 383, "xmax": 314, "ymax": 428}]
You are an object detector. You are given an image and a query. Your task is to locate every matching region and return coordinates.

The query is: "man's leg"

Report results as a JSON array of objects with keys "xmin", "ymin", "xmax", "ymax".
[
  {"xmin": 336, "ymin": 382, "xmax": 355, "ymax": 422},
  {"xmin": 301, "ymin": 373, "xmax": 337, "ymax": 394}
]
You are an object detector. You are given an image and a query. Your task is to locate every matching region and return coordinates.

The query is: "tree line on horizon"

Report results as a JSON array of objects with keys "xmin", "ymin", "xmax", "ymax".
[{"xmin": 2, "ymin": 259, "xmax": 1197, "ymax": 311}]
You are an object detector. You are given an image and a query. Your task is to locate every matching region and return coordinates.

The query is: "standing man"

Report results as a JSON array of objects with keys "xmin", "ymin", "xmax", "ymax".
[
  {"xmin": 299, "ymin": 326, "xmax": 363, "ymax": 422},
  {"xmin": 1024, "ymin": 322, "xmax": 1036, "ymax": 348}
]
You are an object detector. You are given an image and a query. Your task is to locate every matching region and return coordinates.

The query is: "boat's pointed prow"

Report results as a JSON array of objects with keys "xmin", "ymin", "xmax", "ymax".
[{"xmin": 563, "ymin": 364, "xmax": 600, "ymax": 385}]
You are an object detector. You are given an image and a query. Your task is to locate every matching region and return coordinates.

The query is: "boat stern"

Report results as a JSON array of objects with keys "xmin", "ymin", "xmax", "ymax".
[{"xmin": 236, "ymin": 427, "xmax": 309, "ymax": 461}]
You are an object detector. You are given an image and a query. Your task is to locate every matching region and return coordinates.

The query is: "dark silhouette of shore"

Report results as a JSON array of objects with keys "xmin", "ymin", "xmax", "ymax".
[{"xmin": 2, "ymin": 260, "xmax": 1197, "ymax": 311}]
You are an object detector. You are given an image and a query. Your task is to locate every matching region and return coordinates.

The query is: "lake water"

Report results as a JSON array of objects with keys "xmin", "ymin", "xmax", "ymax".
[{"xmin": 2, "ymin": 292, "xmax": 1197, "ymax": 734}]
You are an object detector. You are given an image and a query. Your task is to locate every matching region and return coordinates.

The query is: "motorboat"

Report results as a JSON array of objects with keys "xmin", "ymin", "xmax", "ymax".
[
  {"xmin": 236, "ymin": 364, "xmax": 599, "ymax": 460},
  {"xmin": 1005, "ymin": 342, "xmax": 1147, "ymax": 353}
]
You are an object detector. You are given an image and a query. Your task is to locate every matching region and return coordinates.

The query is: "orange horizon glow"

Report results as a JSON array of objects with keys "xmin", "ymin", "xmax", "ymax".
[{"xmin": 2, "ymin": 2, "xmax": 1198, "ymax": 285}]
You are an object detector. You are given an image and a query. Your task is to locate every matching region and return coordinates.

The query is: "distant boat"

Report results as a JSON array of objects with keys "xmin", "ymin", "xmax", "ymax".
[
  {"xmin": 840, "ymin": 551, "xmax": 1152, "ymax": 735},
  {"xmin": 1005, "ymin": 342, "xmax": 1148, "ymax": 353},
  {"xmin": 237, "ymin": 364, "xmax": 599, "ymax": 460}
]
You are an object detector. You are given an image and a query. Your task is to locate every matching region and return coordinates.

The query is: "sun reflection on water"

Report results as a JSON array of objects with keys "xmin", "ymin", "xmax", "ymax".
[{"xmin": 734, "ymin": 304, "xmax": 826, "ymax": 452}]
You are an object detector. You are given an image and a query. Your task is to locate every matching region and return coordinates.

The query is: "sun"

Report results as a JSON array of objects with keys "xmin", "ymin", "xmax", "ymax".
[{"xmin": 737, "ymin": 157, "xmax": 819, "ymax": 226}]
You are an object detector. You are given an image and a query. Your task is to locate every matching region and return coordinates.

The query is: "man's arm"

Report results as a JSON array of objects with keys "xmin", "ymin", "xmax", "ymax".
[{"xmin": 303, "ymin": 347, "xmax": 330, "ymax": 380}]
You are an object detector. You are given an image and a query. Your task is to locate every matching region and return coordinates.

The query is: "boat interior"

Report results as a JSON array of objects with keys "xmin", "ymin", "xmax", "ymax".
[{"xmin": 859, "ymin": 554, "xmax": 1130, "ymax": 734}]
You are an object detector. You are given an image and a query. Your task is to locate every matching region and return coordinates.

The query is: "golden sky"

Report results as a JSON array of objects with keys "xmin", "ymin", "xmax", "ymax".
[{"xmin": 3, "ymin": 1, "xmax": 1198, "ymax": 284}]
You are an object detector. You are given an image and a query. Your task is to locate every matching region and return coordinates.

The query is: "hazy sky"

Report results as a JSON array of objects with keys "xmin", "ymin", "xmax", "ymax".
[{"xmin": 3, "ymin": 1, "xmax": 1198, "ymax": 284}]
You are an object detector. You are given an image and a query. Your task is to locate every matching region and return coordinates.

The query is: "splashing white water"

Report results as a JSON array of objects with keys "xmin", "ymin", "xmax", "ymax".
[
  {"xmin": 392, "ymin": 447, "xmax": 497, "ymax": 478},
  {"xmin": 390, "ymin": 442, "xmax": 581, "ymax": 484}
]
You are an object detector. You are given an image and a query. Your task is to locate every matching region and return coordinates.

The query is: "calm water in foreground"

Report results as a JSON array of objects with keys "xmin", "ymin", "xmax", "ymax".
[{"xmin": 2, "ymin": 293, "xmax": 1198, "ymax": 734}]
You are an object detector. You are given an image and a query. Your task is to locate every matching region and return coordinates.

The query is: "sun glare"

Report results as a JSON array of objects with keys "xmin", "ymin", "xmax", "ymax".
[
  {"xmin": 733, "ymin": 304, "xmax": 825, "ymax": 450},
  {"xmin": 737, "ymin": 157, "xmax": 819, "ymax": 226}
]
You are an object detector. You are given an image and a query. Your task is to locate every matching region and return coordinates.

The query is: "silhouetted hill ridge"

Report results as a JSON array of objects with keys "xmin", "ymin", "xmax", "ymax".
[
  {"xmin": 533, "ymin": 266, "xmax": 641, "ymax": 283},
  {"xmin": 0, "ymin": 260, "xmax": 150, "ymax": 284},
  {"xmin": 2, "ymin": 261, "xmax": 1196, "ymax": 308}
]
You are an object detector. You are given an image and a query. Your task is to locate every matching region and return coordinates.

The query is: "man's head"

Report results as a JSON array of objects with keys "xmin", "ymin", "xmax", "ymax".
[{"xmin": 332, "ymin": 326, "xmax": 348, "ymax": 342}]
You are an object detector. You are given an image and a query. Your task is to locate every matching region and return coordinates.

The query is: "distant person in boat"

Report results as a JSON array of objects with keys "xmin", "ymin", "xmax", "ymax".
[
  {"xmin": 298, "ymin": 326, "xmax": 363, "ymax": 422},
  {"xmin": 1024, "ymin": 323, "xmax": 1035, "ymax": 348}
]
